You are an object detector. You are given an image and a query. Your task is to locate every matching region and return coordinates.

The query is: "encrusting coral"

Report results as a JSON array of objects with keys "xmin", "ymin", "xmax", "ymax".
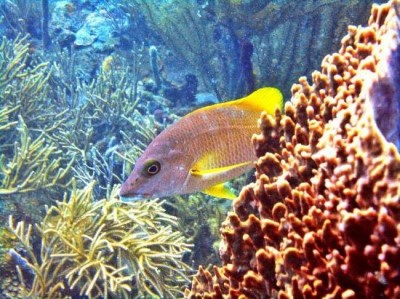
[
  {"xmin": 9, "ymin": 181, "xmax": 191, "ymax": 299},
  {"xmin": 186, "ymin": 1, "xmax": 400, "ymax": 298}
]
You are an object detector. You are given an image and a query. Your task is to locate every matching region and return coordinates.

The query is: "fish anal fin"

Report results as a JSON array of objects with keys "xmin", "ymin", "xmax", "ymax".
[{"xmin": 202, "ymin": 183, "xmax": 236, "ymax": 200}]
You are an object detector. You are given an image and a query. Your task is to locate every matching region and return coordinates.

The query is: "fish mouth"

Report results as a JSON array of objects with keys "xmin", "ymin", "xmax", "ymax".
[
  {"xmin": 120, "ymin": 193, "xmax": 148, "ymax": 202},
  {"xmin": 119, "ymin": 181, "xmax": 153, "ymax": 201},
  {"xmin": 119, "ymin": 190, "xmax": 150, "ymax": 202},
  {"xmin": 120, "ymin": 181, "xmax": 142, "ymax": 200}
]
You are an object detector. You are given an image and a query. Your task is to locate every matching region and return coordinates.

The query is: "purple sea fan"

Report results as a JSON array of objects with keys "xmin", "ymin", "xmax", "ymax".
[{"xmin": 363, "ymin": 1, "xmax": 400, "ymax": 148}]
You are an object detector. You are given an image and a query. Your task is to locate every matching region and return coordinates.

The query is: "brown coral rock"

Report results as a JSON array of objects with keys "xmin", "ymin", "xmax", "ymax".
[{"xmin": 185, "ymin": 1, "xmax": 400, "ymax": 298}]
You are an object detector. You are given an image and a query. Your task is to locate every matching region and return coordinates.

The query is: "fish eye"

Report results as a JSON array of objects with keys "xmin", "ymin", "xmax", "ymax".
[{"xmin": 142, "ymin": 160, "xmax": 161, "ymax": 177}]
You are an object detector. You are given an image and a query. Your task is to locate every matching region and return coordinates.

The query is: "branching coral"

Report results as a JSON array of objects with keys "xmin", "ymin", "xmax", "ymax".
[
  {"xmin": 186, "ymin": 1, "xmax": 400, "ymax": 298},
  {"xmin": 0, "ymin": 35, "xmax": 74, "ymax": 196},
  {"xmin": 166, "ymin": 194, "xmax": 230, "ymax": 269},
  {"xmin": 0, "ymin": 116, "xmax": 73, "ymax": 195},
  {"xmin": 0, "ymin": 32, "xmax": 169, "ymax": 200},
  {"xmin": 0, "ymin": 14, "xmax": 190, "ymax": 299},
  {"xmin": 85, "ymin": 64, "xmax": 140, "ymax": 132},
  {"xmin": 9, "ymin": 181, "xmax": 192, "ymax": 299},
  {"xmin": 0, "ymin": 34, "xmax": 30, "ymax": 88},
  {"xmin": 0, "ymin": 106, "xmax": 18, "ymax": 131},
  {"xmin": 0, "ymin": 34, "xmax": 66, "ymax": 132},
  {"xmin": 48, "ymin": 61, "xmax": 160, "ymax": 198}
]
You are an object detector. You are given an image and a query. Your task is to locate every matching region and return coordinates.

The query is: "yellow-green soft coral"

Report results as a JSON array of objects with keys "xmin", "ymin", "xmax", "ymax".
[
  {"xmin": 9, "ymin": 182, "xmax": 192, "ymax": 299},
  {"xmin": 48, "ymin": 53, "xmax": 160, "ymax": 199},
  {"xmin": 0, "ymin": 116, "xmax": 73, "ymax": 195},
  {"xmin": 0, "ymin": 35, "xmax": 74, "ymax": 196},
  {"xmin": 0, "ymin": 34, "xmax": 65, "ymax": 132}
]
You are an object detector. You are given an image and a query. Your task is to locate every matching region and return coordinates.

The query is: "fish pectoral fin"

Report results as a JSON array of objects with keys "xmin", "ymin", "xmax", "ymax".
[
  {"xmin": 190, "ymin": 161, "xmax": 252, "ymax": 177},
  {"xmin": 202, "ymin": 183, "xmax": 236, "ymax": 200}
]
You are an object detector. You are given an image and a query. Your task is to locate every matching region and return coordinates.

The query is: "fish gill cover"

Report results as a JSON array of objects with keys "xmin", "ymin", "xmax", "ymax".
[{"xmin": 0, "ymin": 0, "xmax": 395, "ymax": 298}]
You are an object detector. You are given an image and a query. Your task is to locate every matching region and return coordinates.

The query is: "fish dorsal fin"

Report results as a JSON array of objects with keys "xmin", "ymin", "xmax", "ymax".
[
  {"xmin": 195, "ymin": 87, "xmax": 283, "ymax": 115},
  {"xmin": 202, "ymin": 183, "xmax": 236, "ymax": 200},
  {"xmin": 236, "ymin": 87, "xmax": 283, "ymax": 115}
]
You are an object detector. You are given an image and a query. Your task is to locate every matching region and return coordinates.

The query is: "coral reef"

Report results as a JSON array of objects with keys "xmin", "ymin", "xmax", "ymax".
[
  {"xmin": 0, "ymin": 0, "xmax": 42, "ymax": 39},
  {"xmin": 51, "ymin": 57, "xmax": 164, "ymax": 198},
  {"xmin": 0, "ymin": 227, "xmax": 24, "ymax": 299},
  {"xmin": 0, "ymin": 35, "xmax": 74, "ymax": 197},
  {"xmin": 9, "ymin": 182, "xmax": 191, "ymax": 299},
  {"xmin": 0, "ymin": 33, "xmax": 170, "ymax": 200},
  {"xmin": 166, "ymin": 193, "xmax": 231, "ymax": 269},
  {"xmin": 0, "ymin": 31, "xmax": 188, "ymax": 298},
  {"xmin": 0, "ymin": 3, "xmax": 222, "ymax": 299},
  {"xmin": 0, "ymin": 116, "xmax": 73, "ymax": 195},
  {"xmin": 128, "ymin": 0, "xmax": 379, "ymax": 99},
  {"xmin": 0, "ymin": 34, "xmax": 52, "ymax": 122},
  {"xmin": 185, "ymin": 1, "xmax": 400, "ymax": 298}
]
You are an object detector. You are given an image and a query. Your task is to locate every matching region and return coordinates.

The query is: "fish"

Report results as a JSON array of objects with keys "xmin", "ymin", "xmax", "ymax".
[{"xmin": 119, "ymin": 87, "xmax": 283, "ymax": 200}]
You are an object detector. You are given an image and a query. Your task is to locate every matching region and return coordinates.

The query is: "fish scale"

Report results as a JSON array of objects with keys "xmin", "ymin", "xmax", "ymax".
[{"xmin": 185, "ymin": 107, "xmax": 260, "ymax": 166}]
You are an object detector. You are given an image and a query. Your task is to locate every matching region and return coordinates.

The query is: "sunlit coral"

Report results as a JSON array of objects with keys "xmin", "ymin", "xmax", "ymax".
[
  {"xmin": 0, "ymin": 35, "xmax": 73, "ymax": 196},
  {"xmin": 186, "ymin": 1, "xmax": 400, "ymax": 298},
  {"xmin": 0, "ymin": 35, "xmax": 65, "ymax": 131},
  {"xmin": 0, "ymin": 116, "xmax": 73, "ymax": 195},
  {"xmin": 9, "ymin": 182, "xmax": 191, "ymax": 299}
]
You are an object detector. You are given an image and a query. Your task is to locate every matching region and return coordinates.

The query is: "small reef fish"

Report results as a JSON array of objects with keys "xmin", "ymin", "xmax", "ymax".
[{"xmin": 120, "ymin": 87, "xmax": 283, "ymax": 200}]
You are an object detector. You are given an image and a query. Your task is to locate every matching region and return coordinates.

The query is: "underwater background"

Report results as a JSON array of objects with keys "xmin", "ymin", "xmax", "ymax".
[{"xmin": 0, "ymin": 0, "xmax": 398, "ymax": 298}]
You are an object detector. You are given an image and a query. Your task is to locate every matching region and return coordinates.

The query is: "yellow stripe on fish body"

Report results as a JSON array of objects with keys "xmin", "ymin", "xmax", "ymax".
[{"xmin": 119, "ymin": 87, "xmax": 283, "ymax": 200}]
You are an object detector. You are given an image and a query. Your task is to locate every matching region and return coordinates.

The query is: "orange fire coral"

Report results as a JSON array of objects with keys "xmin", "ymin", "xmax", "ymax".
[{"xmin": 185, "ymin": 1, "xmax": 400, "ymax": 298}]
